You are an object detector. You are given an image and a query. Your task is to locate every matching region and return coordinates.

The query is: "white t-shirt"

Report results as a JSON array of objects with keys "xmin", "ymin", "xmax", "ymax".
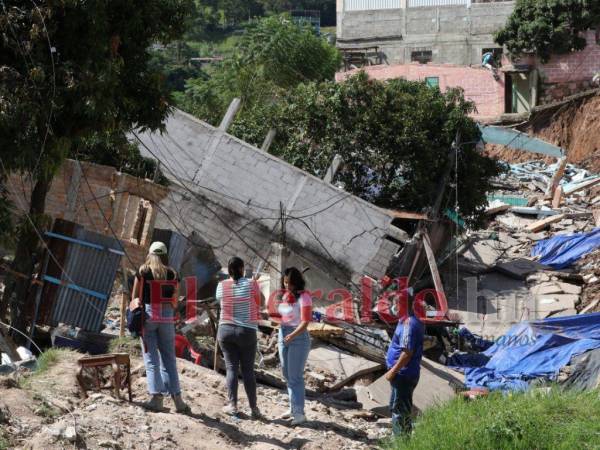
[{"xmin": 278, "ymin": 291, "xmax": 312, "ymax": 327}]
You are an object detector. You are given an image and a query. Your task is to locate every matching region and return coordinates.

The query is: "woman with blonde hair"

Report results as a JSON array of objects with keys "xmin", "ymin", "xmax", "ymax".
[{"xmin": 130, "ymin": 241, "xmax": 190, "ymax": 413}]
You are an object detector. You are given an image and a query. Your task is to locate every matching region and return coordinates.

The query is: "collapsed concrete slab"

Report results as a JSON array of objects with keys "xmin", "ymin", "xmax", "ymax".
[
  {"xmin": 356, "ymin": 358, "xmax": 463, "ymax": 417},
  {"xmin": 136, "ymin": 108, "xmax": 410, "ymax": 290},
  {"xmin": 306, "ymin": 345, "xmax": 383, "ymax": 391}
]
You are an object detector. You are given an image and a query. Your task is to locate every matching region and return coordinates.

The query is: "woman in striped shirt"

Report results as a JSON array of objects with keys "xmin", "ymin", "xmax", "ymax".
[
  {"xmin": 277, "ymin": 267, "xmax": 312, "ymax": 426},
  {"xmin": 216, "ymin": 257, "xmax": 262, "ymax": 418}
]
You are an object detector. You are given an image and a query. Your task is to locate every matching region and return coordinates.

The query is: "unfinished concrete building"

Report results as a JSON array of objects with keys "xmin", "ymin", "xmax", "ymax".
[
  {"xmin": 336, "ymin": 0, "xmax": 514, "ymax": 66},
  {"xmin": 337, "ymin": 1, "xmax": 600, "ymax": 119}
]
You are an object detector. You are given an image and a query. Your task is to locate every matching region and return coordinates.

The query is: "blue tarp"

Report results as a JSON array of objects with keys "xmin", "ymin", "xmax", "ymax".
[
  {"xmin": 531, "ymin": 228, "xmax": 600, "ymax": 269},
  {"xmin": 455, "ymin": 313, "xmax": 600, "ymax": 391}
]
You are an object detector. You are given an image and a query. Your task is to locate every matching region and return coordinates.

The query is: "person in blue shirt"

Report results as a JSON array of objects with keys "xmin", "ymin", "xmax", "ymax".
[
  {"xmin": 384, "ymin": 291, "xmax": 425, "ymax": 435},
  {"xmin": 481, "ymin": 51, "xmax": 495, "ymax": 70}
]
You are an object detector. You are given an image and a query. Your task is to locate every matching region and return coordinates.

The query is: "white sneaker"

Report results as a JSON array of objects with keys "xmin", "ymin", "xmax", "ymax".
[
  {"xmin": 279, "ymin": 411, "xmax": 292, "ymax": 420},
  {"xmin": 291, "ymin": 414, "xmax": 306, "ymax": 426},
  {"xmin": 222, "ymin": 403, "xmax": 238, "ymax": 416}
]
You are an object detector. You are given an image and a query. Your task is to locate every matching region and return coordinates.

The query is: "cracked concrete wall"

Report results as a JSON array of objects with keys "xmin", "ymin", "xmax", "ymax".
[
  {"xmin": 337, "ymin": 2, "xmax": 515, "ymax": 65},
  {"xmin": 137, "ymin": 109, "xmax": 405, "ymax": 289}
]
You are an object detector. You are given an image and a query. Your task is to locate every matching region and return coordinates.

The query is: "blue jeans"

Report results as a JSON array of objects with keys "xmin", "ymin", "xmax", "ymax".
[
  {"xmin": 389, "ymin": 375, "xmax": 419, "ymax": 435},
  {"xmin": 142, "ymin": 305, "xmax": 181, "ymax": 396},
  {"xmin": 278, "ymin": 326, "xmax": 311, "ymax": 415}
]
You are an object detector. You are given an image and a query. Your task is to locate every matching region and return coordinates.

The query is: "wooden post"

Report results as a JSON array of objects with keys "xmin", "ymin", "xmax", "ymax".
[
  {"xmin": 545, "ymin": 157, "xmax": 567, "ymax": 200},
  {"xmin": 119, "ymin": 266, "xmax": 130, "ymax": 338}
]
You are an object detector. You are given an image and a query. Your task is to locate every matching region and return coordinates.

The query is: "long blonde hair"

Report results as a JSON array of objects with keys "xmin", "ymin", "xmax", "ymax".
[{"xmin": 140, "ymin": 253, "xmax": 168, "ymax": 280}]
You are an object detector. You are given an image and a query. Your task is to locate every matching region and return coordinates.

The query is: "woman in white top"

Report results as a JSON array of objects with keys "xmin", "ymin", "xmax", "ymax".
[{"xmin": 277, "ymin": 267, "xmax": 312, "ymax": 425}]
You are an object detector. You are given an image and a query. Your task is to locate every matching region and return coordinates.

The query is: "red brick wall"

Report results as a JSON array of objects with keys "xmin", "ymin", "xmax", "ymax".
[
  {"xmin": 337, "ymin": 63, "xmax": 506, "ymax": 120},
  {"xmin": 7, "ymin": 159, "xmax": 169, "ymax": 269},
  {"xmin": 537, "ymin": 30, "xmax": 600, "ymax": 103}
]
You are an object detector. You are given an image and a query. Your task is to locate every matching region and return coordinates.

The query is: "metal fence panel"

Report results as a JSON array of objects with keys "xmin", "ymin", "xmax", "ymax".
[
  {"xmin": 345, "ymin": 0, "xmax": 402, "ymax": 11},
  {"xmin": 49, "ymin": 227, "xmax": 123, "ymax": 332}
]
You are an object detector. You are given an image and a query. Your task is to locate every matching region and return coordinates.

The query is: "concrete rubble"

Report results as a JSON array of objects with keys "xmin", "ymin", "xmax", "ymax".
[{"xmin": 450, "ymin": 159, "xmax": 600, "ymax": 339}]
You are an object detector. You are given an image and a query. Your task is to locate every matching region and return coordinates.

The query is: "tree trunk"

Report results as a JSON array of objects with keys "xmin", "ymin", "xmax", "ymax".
[{"xmin": 0, "ymin": 174, "xmax": 51, "ymax": 342}]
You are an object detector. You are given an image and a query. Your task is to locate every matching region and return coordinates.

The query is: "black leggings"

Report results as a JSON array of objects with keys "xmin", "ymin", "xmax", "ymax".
[{"xmin": 217, "ymin": 323, "xmax": 257, "ymax": 408}]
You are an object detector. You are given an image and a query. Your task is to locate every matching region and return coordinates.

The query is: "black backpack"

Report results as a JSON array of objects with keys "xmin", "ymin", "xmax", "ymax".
[{"xmin": 126, "ymin": 275, "xmax": 145, "ymax": 337}]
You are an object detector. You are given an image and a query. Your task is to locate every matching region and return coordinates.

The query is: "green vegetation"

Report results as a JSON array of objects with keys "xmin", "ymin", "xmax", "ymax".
[
  {"xmin": 233, "ymin": 73, "xmax": 502, "ymax": 227},
  {"xmin": 495, "ymin": 0, "xmax": 600, "ymax": 62},
  {"xmin": 0, "ymin": 0, "xmax": 193, "ymax": 332},
  {"xmin": 108, "ymin": 336, "xmax": 142, "ymax": 358},
  {"xmin": 32, "ymin": 393, "xmax": 60, "ymax": 421},
  {"xmin": 387, "ymin": 387, "xmax": 600, "ymax": 450},
  {"xmin": 179, "ymin": 15, "xmax": 341, "ymax": 125},
  {"xmin": 18, "ymin": 348, "xmax": 72, "ymax": 390}
]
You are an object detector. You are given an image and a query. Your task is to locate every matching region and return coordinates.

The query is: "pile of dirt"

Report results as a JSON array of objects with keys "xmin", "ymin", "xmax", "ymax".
[
  {"xmin": 0, "ymin": 350, "xmax": 388, "ymax": 450},
  {"xmin": 486, "ymin": 93, "xmax": 600, "ymax": 173}
]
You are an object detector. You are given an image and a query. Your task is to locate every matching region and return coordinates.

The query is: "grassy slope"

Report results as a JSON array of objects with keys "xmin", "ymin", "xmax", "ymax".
[{"xmin": 386, "ymin": 388, "xmax": 600, "ymax": 450}]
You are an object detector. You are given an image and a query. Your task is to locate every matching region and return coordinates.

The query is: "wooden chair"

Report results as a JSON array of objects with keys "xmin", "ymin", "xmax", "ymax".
[{"xmin": 76, "ymin": 353, "xmax": 132, "ymax": 402}]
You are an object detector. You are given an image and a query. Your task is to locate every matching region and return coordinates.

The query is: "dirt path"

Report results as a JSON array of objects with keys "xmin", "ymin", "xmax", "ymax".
[{"xmin": 1, "ymin": 351, "xmax": 387, "ymax": 450}]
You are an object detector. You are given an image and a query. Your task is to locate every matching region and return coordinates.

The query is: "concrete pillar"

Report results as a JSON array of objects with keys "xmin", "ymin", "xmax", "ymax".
[
  {"xmin": 323, "ymin": 154, "xmax": 344, "ymax": 184},
  {"xmin": 261, "ymin": 129, "xmax": 277, "ymax": 152},
  {"xmin": 218, "ymin": 98, "xmax": 242, "ymax": 132}
]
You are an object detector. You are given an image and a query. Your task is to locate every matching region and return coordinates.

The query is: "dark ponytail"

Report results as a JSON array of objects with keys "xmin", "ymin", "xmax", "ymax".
[{"xmin": 228, "ymin": 257, "xmax": 245, "ymax": 281}]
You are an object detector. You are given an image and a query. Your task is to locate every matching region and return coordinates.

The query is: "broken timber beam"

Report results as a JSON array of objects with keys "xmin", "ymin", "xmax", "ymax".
[
  {"xmin": 545, "ymin": 157, "xmax": 568, "ymax": 199},
  {"xmin": 526, "ymin": 214, "xmax": 566, "ymax": 232}
]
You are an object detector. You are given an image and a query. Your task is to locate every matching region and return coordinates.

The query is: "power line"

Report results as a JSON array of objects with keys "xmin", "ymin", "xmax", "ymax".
[{"xmin": 132, "ymin": 131, "xmax": 282, "ymax": 273}]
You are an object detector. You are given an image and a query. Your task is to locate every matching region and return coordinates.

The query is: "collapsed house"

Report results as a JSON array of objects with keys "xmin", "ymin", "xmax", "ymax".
[{"xmin": 134, "ymin": 107, "xmax": 437, "ymax": 299}]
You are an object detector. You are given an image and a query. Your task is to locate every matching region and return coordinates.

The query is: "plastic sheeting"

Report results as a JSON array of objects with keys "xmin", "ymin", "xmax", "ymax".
[
  {"xmin": 531, "ymin": 228, "xmax": 600, "ymax": 269},
  {"xmin": 456, "ymin": 313, "xmax": 600, "ymax": 391}
]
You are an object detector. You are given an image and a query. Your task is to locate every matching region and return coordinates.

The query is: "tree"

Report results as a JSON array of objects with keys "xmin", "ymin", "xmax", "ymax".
[
  {"xmin": 495, "ymin": 0, "xmax": 600, "ymax": 62},
  {"xmin": 259, "ymin": 1, "xmax": 336, "ymax": 27},
  {"xmin": 0, "ymin": 0, "xmax": 193, "ymax": 334},
  {"xmin": 74, "ymin": 132, "xmax": 169, "ymax": 186},
  {"xmin": 179, "ymin": 14, "xmax": 341, "ymax": 124},
  {"xmin": 218, "ymin": 0, "xmax": 264, "ymax": 25},
  {"xmin": 235, "ymin": 73, "xmax": 503, "ymax": 227}
]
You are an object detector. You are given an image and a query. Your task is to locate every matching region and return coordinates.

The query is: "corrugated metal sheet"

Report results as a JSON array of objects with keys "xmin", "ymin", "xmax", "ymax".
[
  {"xmin": 408, "ymin": 0, "xmax": 469, "ymax": 7},
  {"xmin": 345, "ymin": 0, "xmax": 401, "ymax": 11},
  {"xmin": 48, "ymin": 224, "xmax": 123, "ymax": 332}
]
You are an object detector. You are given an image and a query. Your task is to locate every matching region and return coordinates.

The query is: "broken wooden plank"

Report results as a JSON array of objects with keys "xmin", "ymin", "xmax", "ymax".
[
  {"xmin": 552, "ymin": 185, "xmax": 563, "ymax": 209},
  {"xmin": 526, "ymin": 214, "xmax": 566, "ymax": 232},
  {"xmin": 545, "ymin": 157, "xmax": 568, "ymax": 199},
  {"xmin": 580, "ymin": 299, "xmax": 600, "ymax": 314},
  {"xmin": 308, "ymin": 322, "xmax": 345, "ymax": 338},
  {"xmin": 387, "ymin": 210, "xmax": 430, "ymax": 221},
  {"xmin": 563, "ymin": 176, "xmax": 600, "ymax": 195},
  {"xmin": 485, "ymin": 203, "xmax": 511, "ymax": 216},
  {"xmin": 593, "ymin": 209, "xmax": 600, "ymax": 228}
]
